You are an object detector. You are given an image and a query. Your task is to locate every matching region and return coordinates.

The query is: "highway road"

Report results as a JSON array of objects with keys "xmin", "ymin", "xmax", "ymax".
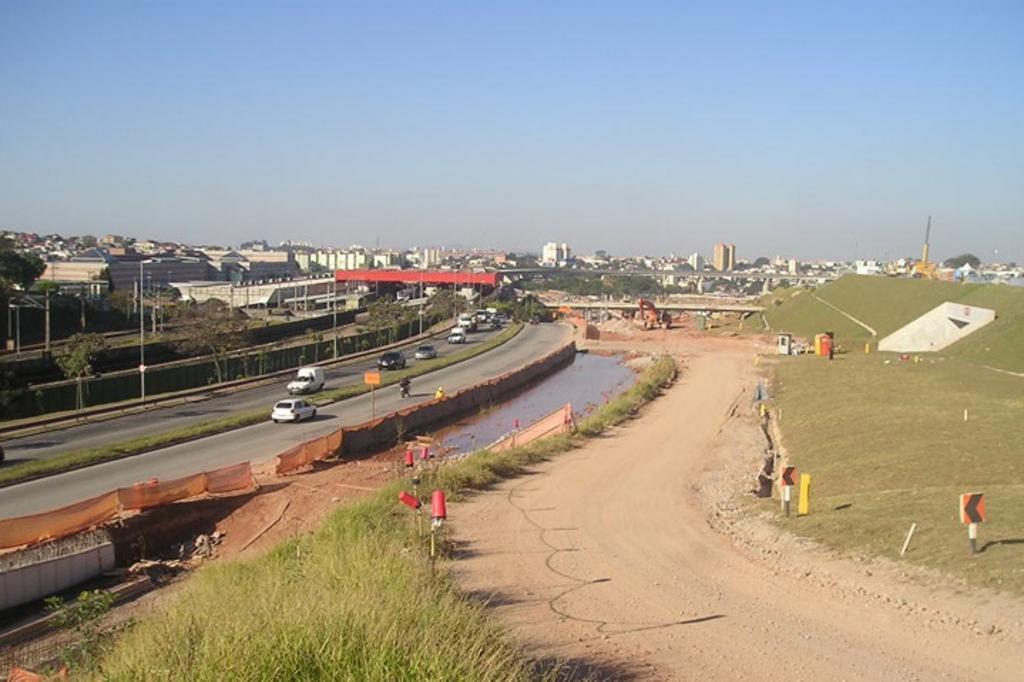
[
  {"xmin": 0, "ymin": 323, "xmax": 571, "ymax": 517},
  {"xmin": 0, "ymin": 325, "xmax": 508, "ymax": 466}
]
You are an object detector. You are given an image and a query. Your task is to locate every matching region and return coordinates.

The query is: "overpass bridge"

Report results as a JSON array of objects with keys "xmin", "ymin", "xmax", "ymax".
[
  {"xmin": 499, "ymin": 267, "xmax": 834, "ymax": 285},
  {"xmin": 540, "ymin": 297, "xmax": 763, "ymax": 315}
]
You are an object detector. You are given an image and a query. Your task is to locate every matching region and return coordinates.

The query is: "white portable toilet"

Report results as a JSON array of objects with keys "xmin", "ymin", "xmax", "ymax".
[{"xmin": 777, "ymin": 333, "xmax": 793, "ymax": 356}]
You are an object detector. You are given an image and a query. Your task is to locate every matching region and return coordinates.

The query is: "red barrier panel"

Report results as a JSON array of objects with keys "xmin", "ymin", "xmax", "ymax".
[{"xmin": 0, "ymin": 491, "xmax": 120, "ymax": 549}]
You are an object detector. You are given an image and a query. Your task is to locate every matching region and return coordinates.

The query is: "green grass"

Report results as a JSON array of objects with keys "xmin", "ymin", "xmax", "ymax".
[
  {"xmin": 767, "ymin": 351, "xmax": 1024, "ymax": 594},
  {"xmin": 764, "ymin": 275, "xmax": 1024, "ymax": 371},
  {"xmin": 0, "ymin": 324, "xmax": 524, "ymax": 488},
  {"xmin": 95, "ymin": 356, "xmax": 677, "ymax": 680}
]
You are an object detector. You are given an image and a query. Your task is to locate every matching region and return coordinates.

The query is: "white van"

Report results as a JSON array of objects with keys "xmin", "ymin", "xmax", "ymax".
[
  {"xmin": 447, "ymin": 327, "xmax": 467, "ymax": 344},
  {"xmin": 457, "ymin": 314, "xmax": 477, "ymax": 332},
  {"xmin": 287, "ymin": 366, "xmax": 326, "ymax": 394}
]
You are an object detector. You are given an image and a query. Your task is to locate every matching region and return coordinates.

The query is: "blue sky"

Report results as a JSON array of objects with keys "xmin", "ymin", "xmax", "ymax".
[{"xmin": 2, "ymin": 1, "xmax": 1022, "ymax": 262}]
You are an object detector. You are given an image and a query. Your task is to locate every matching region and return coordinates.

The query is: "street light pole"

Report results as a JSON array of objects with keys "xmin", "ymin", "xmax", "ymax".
[
  {"xmin": 139, "ymin": 260, "xmax": 146, "ymax": 402},
  {"xmin": 331, "ymin": 278, "xmax": 338, "ymax": 358},
  {"xmin": 44, "ymin": 288, "xmax": 51, "ymax": 354}
]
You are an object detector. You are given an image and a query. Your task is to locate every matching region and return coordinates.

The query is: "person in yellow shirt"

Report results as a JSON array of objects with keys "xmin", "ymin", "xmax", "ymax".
[{"xmin": 435, "ymin": 387, "xmax": 445, "ymax": 400}]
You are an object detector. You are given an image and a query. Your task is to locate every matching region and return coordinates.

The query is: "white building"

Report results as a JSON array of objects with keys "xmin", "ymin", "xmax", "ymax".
[
  {"xmin": 541, "ymin": 242, "xmax": 571, "ymax": 266},
  {"xmin": 855, "ymin": 259, "xmax": 883, "ymax": 276},
  {"xmin": 421, "ymin": 247, "xmax": 441, "ymax": 268},
  {"xmin": 688, "ymin": 253, "xmax": 704, "ymax": 272}
]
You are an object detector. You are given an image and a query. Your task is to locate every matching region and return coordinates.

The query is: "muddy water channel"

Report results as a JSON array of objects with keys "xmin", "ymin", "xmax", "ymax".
[{"xmin": 428, "ymin": 351, "xmax": 636, "ymax": 457}]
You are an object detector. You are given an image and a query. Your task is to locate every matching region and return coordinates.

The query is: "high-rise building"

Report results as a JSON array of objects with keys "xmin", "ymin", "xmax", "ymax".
[
  {"xmin": 687, "ymin": 252, "xmax": 704, "ymax": 272},
  {"xmin": 713, "ymin": 243, "xmax": 736, "ymax": 271},
  {"xmin": 541, "ymin": 242, "xmax": 571, "ymax": 266}
]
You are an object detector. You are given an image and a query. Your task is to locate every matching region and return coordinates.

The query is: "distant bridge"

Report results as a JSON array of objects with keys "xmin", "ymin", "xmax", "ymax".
[
  {"xmin": 541, "ymin": 297, "xmax": 764, "ymax": 315},
  {"xmin": 499, "ymin": 267, "xmax": 834, "ymax": 285}
]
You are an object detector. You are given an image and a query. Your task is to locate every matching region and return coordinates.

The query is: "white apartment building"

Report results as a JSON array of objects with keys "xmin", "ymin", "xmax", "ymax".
[{"xmin": 541, "ymin": 241, "xmax": 571, "ymax": 266}]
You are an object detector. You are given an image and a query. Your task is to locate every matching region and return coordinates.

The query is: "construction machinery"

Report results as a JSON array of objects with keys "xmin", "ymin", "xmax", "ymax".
[
  {"xmin": 913, "ymin": 216, "xmax": 939, "ymax": 279},
  {"xmin": 634, "ymin": 298, "xmax": 673, "ymax": 330}
]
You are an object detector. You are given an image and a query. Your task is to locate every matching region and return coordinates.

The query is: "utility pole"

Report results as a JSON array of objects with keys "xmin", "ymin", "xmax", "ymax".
[{"xmin": 80, "ymin": 291, "xmax": 86, "ymax": 330}]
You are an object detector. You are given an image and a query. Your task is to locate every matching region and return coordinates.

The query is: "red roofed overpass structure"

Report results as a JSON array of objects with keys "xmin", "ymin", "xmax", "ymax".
[{"xmin": 334, "ymin": 269, "xmax": 499, "ymax": 289}]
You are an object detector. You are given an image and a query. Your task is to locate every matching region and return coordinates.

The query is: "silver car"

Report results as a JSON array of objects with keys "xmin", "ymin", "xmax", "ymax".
[{"xmin": 414, "ymin": 344, "xmax": 437, "ymax": 360}]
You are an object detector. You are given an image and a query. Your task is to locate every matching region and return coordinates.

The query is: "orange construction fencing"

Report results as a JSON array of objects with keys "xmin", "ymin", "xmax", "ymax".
[
  {"xmin": 205, "ymin": 462, "xmax": 254, "ymax": 494},
  {"xmin": 117, "ymin": 473, "xmax": 208, "ymax": 511},
  {"xmin": 0, "ymin": 490, "xmax": 120, "ymax": 550},
  {"xmin": 490, "ymin": 404, "xmax": 574, "ymax": 452}
]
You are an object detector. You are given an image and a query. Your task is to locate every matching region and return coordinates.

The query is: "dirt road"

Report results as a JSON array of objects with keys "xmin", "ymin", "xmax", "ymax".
[{"xmin": 452, "ymin": 335, "xmax": 1024, "ymax": 680}]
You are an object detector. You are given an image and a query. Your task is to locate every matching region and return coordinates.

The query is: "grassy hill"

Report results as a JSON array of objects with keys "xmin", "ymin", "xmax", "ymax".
[
  {"xmin": 769, "ymin": 351, "xmax": 1024, "ymax": 594},
  {"xmin": 764, "ymin": 275, "xmax": 1024, "ymax": 372}
]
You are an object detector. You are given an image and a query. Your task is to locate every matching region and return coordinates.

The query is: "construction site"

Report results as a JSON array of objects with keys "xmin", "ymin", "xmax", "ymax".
[{"xmin": 3, "ymin": 269, "xmax": 1024, "ymax": 680}]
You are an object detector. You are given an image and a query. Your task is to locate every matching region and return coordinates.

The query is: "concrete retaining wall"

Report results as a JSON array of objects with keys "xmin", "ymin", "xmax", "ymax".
[{"xmin": 0, "ymin": 541, "xmax": 115, "ymax": 611}]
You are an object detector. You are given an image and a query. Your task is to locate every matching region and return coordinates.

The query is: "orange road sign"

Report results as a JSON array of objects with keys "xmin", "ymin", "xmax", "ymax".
[
  {"xmin": 960, "ymin": 493, "xmax": 985, "ymax": 524},
  {"xmin": 781, "ymin": 466, "xmax": 797, "ymax": 487},
  {"xmin": 364, "ymin": 371, "xmax": 381, "ymax": 386}
]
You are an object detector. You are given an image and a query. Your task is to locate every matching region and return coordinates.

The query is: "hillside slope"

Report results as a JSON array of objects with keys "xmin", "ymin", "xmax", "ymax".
[{"xmin": 764, "ymin": 275, "xmax": 1024, "ymax": 371}]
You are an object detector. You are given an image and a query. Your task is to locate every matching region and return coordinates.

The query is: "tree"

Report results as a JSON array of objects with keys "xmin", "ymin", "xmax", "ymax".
[
  {"xmin": 753, "ymin": 256, "xmax": 771, "ymax": 268},
  {"xmin": 45, "ymin": 589, "xmax": 116, "ymax": 671},
  {"xmin": 367, "ymin": 296, "xmax": 415, "ymax": 342},
  {"xmin": 0, "ymin": 238, "xmax": 45, "ymax": 295},
  {"xmin": 56, "ymin": 333, "xmax": 108, "ymax": 412},
  {"xmin": 173, "ymin": 301, "xmax": 251, "ymax": 383},
  {"xmin": 943, "ymin": 253, "xmax": 981, "ymax": 269},
  {"xmin": 425, "ymin": 288, "xmax": 466, "ymax": 320}
]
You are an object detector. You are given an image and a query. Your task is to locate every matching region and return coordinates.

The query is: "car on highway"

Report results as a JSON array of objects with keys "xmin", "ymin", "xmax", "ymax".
[
  {"xmin": 287, "ymin": 366, "xmax": 326, "ymax": 394},
  {"xmin": 271, "ymin": 399, "xmax": 317, "ymax": 423},
  {"xmin": 377, "ymin": 351, "xmax": 407, "ymax": 370},
  {"xmin": 414, "ymin": 344, "xmax": 437, "ymax": 360},
  {"xmin": 447, "ymin": 327, "xmax": 467, "ymax": 344}
]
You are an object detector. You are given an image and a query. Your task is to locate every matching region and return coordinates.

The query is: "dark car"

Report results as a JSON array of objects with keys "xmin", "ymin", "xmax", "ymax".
[
  {"xmin": 529, "ymin": 315, "xmax": 540, "ymax": 325},
  {"xmin": 377, "ymin": 351, "xmax": 407, "ymax": 370}
]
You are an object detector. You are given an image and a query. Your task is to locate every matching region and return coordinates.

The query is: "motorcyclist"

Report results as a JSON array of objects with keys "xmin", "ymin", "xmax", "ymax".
[{"xmin": 399, "ymin": 377, "xmax": 411, "ymax": 398}]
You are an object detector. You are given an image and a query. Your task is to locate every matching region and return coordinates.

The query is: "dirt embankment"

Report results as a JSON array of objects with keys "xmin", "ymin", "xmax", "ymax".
[{"xmin": 451, "ymin": 326, "xmax": 1024, "ymax": 681}]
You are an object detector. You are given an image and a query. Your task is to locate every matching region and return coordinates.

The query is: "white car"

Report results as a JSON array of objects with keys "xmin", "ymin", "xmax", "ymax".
[
  {"xmin": 272, "ymin": 399, "xmax": 317, "ymax": 423},
  {"xmin": 447, "ymin": 328, "xmax": 467, "ymax": 344}
]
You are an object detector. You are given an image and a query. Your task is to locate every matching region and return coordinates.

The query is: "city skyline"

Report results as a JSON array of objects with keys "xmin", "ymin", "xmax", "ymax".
[{"xmin": 2, "ymin": 2, "xmax": 1022, "ymax": 262}]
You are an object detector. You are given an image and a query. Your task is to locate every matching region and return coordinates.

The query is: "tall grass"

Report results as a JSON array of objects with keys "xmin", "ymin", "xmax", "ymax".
[{"xmin": 96, "ymin": 355, "xmax": 677, "ymax": 680}]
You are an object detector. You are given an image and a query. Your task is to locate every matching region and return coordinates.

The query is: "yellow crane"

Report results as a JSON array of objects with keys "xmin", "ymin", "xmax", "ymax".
[{"xmin": 913, "ymin": 216, "xmax": 939, "ymax": 279}]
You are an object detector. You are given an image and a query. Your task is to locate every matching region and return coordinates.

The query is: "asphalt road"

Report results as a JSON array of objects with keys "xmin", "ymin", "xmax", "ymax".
[
  {"xmin": 0, "ymin": 323, "xmax": 571, "ymax": 517},
  {"xmin": 0, "ymin": 325, "xmax": 508, "ymax": 465}
]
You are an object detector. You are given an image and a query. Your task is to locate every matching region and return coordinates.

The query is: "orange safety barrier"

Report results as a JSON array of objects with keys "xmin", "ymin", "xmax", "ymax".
[
  {"xmin": 326, "ymin": 429, "xmax": 343, "ymax": 455},
  {"xmin": 117, "ymin": 473, "xmax": 208, "ymax": 510},
  {"xmin": 490, "ymin": 404, "xmax": 574, "ymax": 452},
  {"xmin": 275, "ymin": 444, "xmax": 307, "ymax": 475},
  {"xmin": 0, "ymin": 490, "xmax": 119, "ymax": 550},
  {"xmin": 205, "ymin": 462, "xmax": 254, "ymax": 494}
]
